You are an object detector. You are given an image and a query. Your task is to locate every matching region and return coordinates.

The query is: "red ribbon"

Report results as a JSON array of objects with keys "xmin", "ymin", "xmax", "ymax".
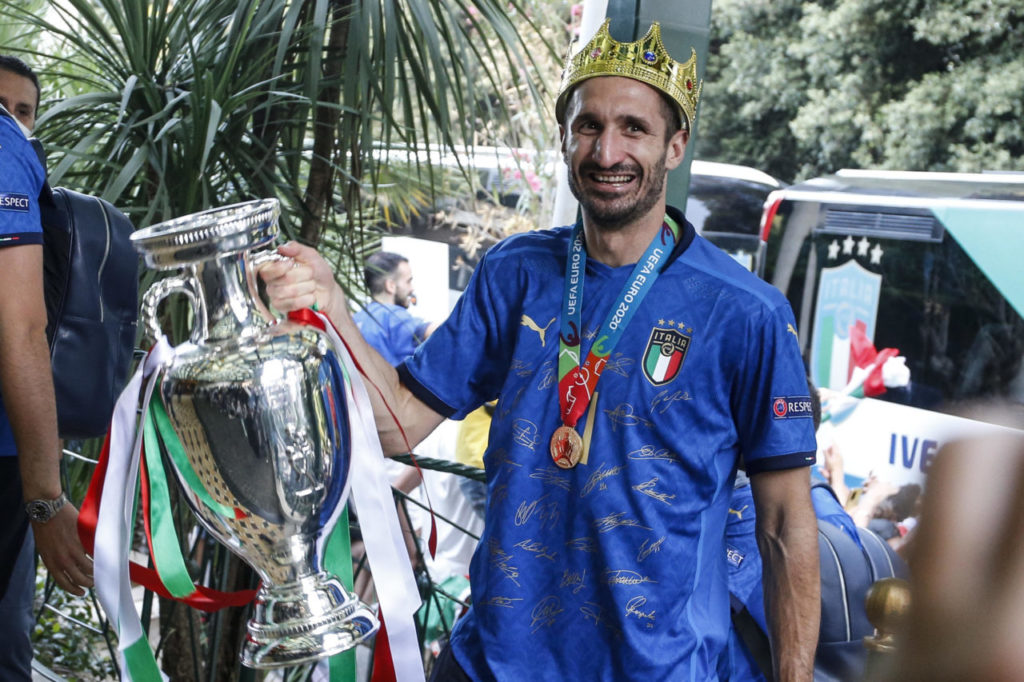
[{"xmin": 370, "ymin": 613, "xmax": 397, "ymax": 682}]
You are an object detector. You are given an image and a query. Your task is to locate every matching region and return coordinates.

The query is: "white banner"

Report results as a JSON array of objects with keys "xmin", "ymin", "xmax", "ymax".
[{"xmin": 817, "ymin": 397, "xmax": 1022, "ymax": 487}]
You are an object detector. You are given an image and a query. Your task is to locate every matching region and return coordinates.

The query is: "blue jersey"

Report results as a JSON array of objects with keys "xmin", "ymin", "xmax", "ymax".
[
  {"xmin": 0, "ymin": 111, "xmax": 45, "ymax": 457},
  {"xmin": 354, "ymin": 300, "xmax": 430, "ymax": 367},
  {"xmin": 400, "ymin": 209, "xmax": 816, "ymax": 681}
]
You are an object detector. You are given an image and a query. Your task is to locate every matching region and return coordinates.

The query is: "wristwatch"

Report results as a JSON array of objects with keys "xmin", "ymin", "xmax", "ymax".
[{"xmin": 25, "ymin": 492, "xmax": 69, "ymax": 523}]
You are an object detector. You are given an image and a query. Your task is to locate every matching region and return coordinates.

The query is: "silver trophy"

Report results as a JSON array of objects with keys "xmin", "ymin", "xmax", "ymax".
[{"xmin": 132, "ymin": 199, "xmax": 378, "ymax": 668}]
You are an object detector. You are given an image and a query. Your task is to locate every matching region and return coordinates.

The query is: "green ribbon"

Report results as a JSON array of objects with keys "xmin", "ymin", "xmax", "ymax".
[
  {"xmin": 327, "ymin": 508, "xmax": 356, "ymax": 682},
  {"xmin": 122, "ymin": 633, "xmax": 164, "ymax": 681},
  {"xmin": 143, "ymin": 405, "xmax": 198, "ymax": 599}
]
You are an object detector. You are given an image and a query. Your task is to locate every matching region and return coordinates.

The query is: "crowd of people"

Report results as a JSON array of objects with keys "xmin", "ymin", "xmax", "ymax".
[{"xmin": 3, "ymin": 14, "xmax": 1024, "ymax": 682}]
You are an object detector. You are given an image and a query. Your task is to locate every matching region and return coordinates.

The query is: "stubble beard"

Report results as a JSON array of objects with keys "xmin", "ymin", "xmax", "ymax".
[{"xmin": 568, "ymin": 154, "xmax": 668, "ymax": 232}]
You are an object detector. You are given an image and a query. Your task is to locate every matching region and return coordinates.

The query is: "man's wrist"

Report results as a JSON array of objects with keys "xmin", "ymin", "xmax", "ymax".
[{"xmin": 22, "ymin": 479, "xmax": 64, "ymax": 501}]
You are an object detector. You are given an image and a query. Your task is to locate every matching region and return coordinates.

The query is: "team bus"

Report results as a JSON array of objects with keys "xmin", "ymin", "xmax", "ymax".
[{"xmin": 758, "ymin": 169, "xmax": 1024, "ymax": 486}]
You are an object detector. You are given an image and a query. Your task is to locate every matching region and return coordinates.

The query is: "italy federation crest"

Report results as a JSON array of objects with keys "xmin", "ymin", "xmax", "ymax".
[
  {"xmin": 643, "ymin": 327, "xmax": 690, "ymax": 385},
  {"xmin": 810, "ymin": 260, "xmax": 882, "ymax": 391}
]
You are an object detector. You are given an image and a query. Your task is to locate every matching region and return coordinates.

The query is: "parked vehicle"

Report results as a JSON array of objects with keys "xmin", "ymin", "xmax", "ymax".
[
  {"xmin": 684, "ymin": 160, "xmax": 783, "ymax": 272},
  {"xmin": 759, "ymin": 169, "xmax": 1024, "ymax": 485}
]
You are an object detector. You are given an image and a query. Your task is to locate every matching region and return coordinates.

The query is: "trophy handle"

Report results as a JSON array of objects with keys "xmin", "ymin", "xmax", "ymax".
[
  {"xmin": 250, "ymin": 249, "xmax": 297, "ymax": 321},
  {"xmin": 251, "ymin": 249, "xmax": 290, "ymax": 269},
  {"xmin": 141, "ymin": 275, "xmax": 203, "ymax": 344}
]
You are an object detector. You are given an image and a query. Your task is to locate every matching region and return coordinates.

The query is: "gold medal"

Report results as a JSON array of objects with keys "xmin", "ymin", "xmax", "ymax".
[{"xmin": 550, "ymin": 425, "xmax": 583, "ymax": 469}]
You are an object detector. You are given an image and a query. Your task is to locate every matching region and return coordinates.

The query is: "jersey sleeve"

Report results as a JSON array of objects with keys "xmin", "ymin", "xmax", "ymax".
[
  {"xmin": 733, "ymin": 300, "xmax": 817, "ymax": 474},
  {"xmin": 0, "ymin": 116, "xmax": 45, "ymax": 247},
  {"xmin": 399, "ymin": 244, "xmax": 517, "ymax": 419}
]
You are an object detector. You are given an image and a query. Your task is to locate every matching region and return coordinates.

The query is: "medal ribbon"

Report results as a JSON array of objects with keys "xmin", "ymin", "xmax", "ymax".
[{"xmin": 557, "ymin": 216, "xmax": 681, "ymax": 428}]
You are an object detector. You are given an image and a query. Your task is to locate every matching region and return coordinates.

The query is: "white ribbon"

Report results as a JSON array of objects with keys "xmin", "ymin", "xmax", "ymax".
[
  {"xmin": 316, "ymin": 313, "xmax": 426, "ymax": 682},
  {"xmin": 94, "ymin": 339, "xmax": 174, "ymax": 681}
]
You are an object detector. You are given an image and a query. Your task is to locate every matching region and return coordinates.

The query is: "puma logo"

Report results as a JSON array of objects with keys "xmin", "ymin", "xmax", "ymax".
[
  {"xmin": 728, "ymin": 505, "xmax": 748, "ymax": 520},
  {"xmin": 522, "ymin": 315, "xmax": 556, "ymax": 347},
  {"xmin": 786, "ymin": 323, "xmax": 799, "ymax": 338}
]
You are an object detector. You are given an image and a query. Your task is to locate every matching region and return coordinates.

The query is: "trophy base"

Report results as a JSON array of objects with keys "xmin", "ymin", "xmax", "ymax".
[{"xmin": 241, "ymin": 573, "xmax": 379, "ymax": 669}]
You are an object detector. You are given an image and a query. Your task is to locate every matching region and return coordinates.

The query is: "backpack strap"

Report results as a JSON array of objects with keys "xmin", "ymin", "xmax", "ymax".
[
  {"xmin": 730, "ymin": 593, "xmax": 775, "ymax": 682},
  {"xmin": 856, "ymin": 526, "xmax": 904, "ymax": 583}
]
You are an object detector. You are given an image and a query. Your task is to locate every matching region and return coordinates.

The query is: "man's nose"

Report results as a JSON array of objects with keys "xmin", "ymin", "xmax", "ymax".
[{"xmin": 591, "ymin": 130, "xmax": 625, "ymax": 167}]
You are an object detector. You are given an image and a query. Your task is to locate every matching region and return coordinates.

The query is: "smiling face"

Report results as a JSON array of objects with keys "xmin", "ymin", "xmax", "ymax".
[{"xmin": 561, "ymin": 76, "xmax": 687, "ymax": 232}]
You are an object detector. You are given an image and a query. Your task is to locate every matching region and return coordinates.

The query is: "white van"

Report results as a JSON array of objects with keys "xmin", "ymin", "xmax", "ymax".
[{"xmin": 759, "ymin": 169, "xmax": 1024, "ymax": 486}]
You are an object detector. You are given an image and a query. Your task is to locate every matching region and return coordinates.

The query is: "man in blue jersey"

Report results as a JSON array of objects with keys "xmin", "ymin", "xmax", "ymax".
[
  {"xmin": 261, "ymin": 20, "xmax": 819, "ymax": 682},
  {"xmin": 0, "ymin": 55, "xmax": 94, "ymax": 681},
  {"xmin": 354, "ymin": 251, "xmax": 437, "ymax": 366}
]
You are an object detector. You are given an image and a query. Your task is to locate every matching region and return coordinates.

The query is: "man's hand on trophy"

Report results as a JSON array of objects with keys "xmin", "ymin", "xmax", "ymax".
[{"xmin": 259, "ymin": 241, "xmax": 345, "ymax": 318}]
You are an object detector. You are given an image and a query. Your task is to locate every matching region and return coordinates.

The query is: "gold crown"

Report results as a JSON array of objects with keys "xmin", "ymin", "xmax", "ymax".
[{"xmin": 555, "ymin": 19, "xmax": 702, "ymax": 131}]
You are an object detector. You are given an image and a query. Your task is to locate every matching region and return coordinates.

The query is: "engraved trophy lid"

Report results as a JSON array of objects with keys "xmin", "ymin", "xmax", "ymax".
[{"xmin": 131, "ymin": 198, "xmax": 280, "ymax": 269}]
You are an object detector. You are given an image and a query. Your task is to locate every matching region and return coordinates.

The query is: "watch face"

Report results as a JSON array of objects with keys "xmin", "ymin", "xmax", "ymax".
[
  {"xmin": 26, "ymin": 500, "xmax": 53, "ymax": 522},
  {"xmin": 25, "ymin": 493, "xmax": 65, "ymax": 523}
]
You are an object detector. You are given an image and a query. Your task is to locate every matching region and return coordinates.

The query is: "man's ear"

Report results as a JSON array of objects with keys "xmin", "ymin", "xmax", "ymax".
[
  {"xmin": 384, "ymin": 277, "xmax": 397, "ymax": 296},
  {"xmin": 664, "ymin": 129, "xmax": 689, "ymax": 171},
  {"xmin": 559, "ymin": 124, "xmax": 567, "ymax": 163}
]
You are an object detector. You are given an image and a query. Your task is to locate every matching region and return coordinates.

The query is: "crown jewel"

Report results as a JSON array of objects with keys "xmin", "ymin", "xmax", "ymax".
[{"xmin": 556, "ymin": 19, "xmax": 702, "ymax": 130}]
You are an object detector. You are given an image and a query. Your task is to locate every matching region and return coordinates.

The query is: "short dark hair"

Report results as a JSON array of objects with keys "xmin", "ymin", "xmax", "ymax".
[
  {"xmin": 0, "ymin": 54, "xmax": 41, "ymax": 112},
  {"xmin": 364, "ymin": 251, "xmax": 408, "ymax": 295},
  {"xmin": 657, "ymin": 91, "xmax": 684, "ymax": 140}
]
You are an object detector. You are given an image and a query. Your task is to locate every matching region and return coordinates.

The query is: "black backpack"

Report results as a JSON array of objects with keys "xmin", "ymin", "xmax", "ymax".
[
  {"xmin": 814, "ymin": 483, "xmax": 908, "ymax": 681},
  {"xmin": 14, "ymin": 130, "xmax": 140, "ymax": 441},
  {"xmin": 0, "ymin": 106, "xmax": 136, "ymax": 439},
  {"xmin": 38, "ymin": 183, "xmax": 138, "ymax": 440}
]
